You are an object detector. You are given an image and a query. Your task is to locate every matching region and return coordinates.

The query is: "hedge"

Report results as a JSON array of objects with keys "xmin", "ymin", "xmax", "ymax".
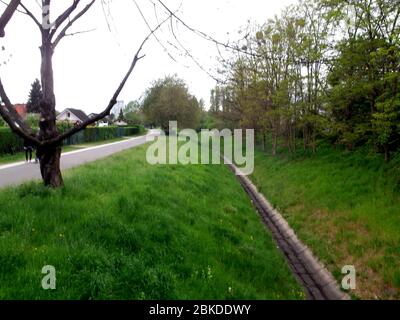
[
  {"xmin": 62, "ymin": 126, "xmax": 144, "ymax": 146},
  {"xmin": 0, "ymin": 128, "xmax": 24, "ymax": 155},
  {"xmin": 0, "ymin": 125, "xmax": 145, "ymax": 156}
]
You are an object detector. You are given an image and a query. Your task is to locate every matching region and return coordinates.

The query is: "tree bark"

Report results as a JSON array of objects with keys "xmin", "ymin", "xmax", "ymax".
[
  {"xmin": 262, "ymin": 132, "xmax": 266, "ymax": 151},
  {"xmin": 384, "ymin": 145, "xmax": 389, "ymax": 162},
  {"xmin": 0, "ymin": 0, "xmax": 20, "ymax": 37},
  {"xmin": 38, "ymin": 35, "xmax": 64, "ymax": 187},
  {"xmin": 38, "ymin": 145, "xmax": 64, "ymax": 187},
  {"xmin": 272, "ymin": 131, "xmax": 277, "ymax": 156}
]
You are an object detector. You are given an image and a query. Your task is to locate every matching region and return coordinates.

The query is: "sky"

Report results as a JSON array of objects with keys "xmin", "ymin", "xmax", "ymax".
[{"xmin": 0, "ymin": 0, "xmax": 297, "ymax": 114}]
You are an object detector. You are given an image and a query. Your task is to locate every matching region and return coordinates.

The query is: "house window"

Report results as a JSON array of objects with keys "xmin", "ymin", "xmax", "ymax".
[{"xmin": 67, "ymin": 112, "xmax": 71, "ymax": 118}]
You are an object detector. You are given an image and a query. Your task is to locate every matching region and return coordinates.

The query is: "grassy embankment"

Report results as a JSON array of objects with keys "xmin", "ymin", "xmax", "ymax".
[
  {"xmin": 250, "ymin": 144, "xmax": 400, "ymax": 299},
  {"xmin": 0, "ymin": 141, "xmax": 303, "ymax": 299}
]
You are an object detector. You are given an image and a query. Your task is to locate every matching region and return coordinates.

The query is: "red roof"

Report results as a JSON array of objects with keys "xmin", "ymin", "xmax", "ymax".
[{"xmin": 14, "ymin": 104, "xmax": 27, "ymax": 118}]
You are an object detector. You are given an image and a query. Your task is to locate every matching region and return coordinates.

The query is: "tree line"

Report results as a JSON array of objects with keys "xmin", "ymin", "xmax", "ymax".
[{"xmin": 209, "ymin": 0, "xmax": 400, "ymax": 160}]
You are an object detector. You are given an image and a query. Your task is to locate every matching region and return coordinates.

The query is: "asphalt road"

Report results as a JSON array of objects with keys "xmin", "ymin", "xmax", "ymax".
[{"xmin": 0, "ymin": 130, "xmax": 159, "ymax": 189}]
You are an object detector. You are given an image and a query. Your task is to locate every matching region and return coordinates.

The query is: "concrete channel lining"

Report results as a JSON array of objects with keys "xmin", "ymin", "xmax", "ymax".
[{"xmin": 225, "ymin": 159, "xmax": 350, "ymax": 300}]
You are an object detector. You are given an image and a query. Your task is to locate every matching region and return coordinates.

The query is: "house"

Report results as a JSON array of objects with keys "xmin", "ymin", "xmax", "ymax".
[
  {"xmin": 57, "ymin": 108, "xmax": 89, "ymax": 124},
  {"xmin": 114, "ymin": 120, "xmax": 128, "ymax": 126},
  {"xmin": 14, "ymin": 104, "xmax": 27, "ymax": 119},
  {"xmin": 87, "ymin": 113, "xmax": 104, "ymax": 127}
]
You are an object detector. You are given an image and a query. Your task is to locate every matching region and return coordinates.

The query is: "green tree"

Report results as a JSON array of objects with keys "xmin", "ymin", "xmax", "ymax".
[
  {"xmin": 105, "ymin": 113, "xmax": 115, "ymax": 125},
  {"xmin": 325, "ymin": 0, "xmax": 400, "ymax": 158},
  {"xmin": 215, "ymin": 1, "xmax": 330, "ymax": 154},
  {"xmin": 213, "ymin": 0, "xmax": 400, "ymax": 160},
  {"xmin": 118, "ymin": 109, "xmax": 125, "ymax": 122},
  {"xmin": 142, "ymin": 75, "xmax": 201, "ymax": 132},
  {"xmin": 26, "ymin": 78, "xmax": 43, "ymax": 114},
  {"xmin": 124, "ymin": 100, "xmax": 145, "ymax": 125}
]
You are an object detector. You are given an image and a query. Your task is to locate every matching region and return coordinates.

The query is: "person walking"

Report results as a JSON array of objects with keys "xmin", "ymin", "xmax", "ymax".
[
  {"xmin": 34, "ymin": 148, "xmax": 40, "ymax": 163},
  {"xmin": 23, "ymin": 138, "xmax": 34, "ymax": 163}
]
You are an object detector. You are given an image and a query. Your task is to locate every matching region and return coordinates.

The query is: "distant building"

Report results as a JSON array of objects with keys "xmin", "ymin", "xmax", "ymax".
[
  {"xmin": 114, "ymin": 120, "xmax": 128, "ymax": 126},
  {"xmin": 88, "ymin": 113, "xmax": 99, "ymax": 119},
  {"xmin": 57, "ymin": 108, "xmax": 89, "ymax": 124},
  {"xmin": 14, "ymin": 104, "xmax": 27, "ymax": 119}
]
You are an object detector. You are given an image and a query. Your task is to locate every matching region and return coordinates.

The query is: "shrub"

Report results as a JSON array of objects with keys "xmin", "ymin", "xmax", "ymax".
[
  {"xmin": 0, "ymin": 128, "xmax": 24, "ymax": 155},
  {"xmin": 62, "ymin": 126, "xmax": 144, "ymax": 146}
]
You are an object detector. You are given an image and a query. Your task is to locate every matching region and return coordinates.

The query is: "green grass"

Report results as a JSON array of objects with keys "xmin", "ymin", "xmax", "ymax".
[
  {"xmin": 0, "ymin": 143, "xmax": 303, "ymax": 300},
  {"xmin": 249, "ymin": 144, "xmax": 400, "ymax": 299}
]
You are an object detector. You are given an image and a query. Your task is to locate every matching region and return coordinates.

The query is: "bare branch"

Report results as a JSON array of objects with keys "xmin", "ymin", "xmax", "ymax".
[
  {"xmin": 0, "ymin": 0, "xmax": 42, "ymax": 30},
  {"xmin": 50, "ymin": 0, "xmax": 80, "ymax": 36},
  {"xmin": 63, "ymin": 27, "xmax": 96, "ymax": 38},
  {"xmin": 155, "ymin": 0, "xmax": 254, "ymax": 57},
  {"xmin": 52, "ymin": 0, "xmax": 96, "ymax": 48},
  {"xmin": 133, "ymin": 0, "xmax": 177, "ymax": 63},
  {"xmin": 0, "ymin": 78, "xmax": 42, "ymax": 145},
  {"xmin": 169, "ymin": 17, "xmax": 221, "ymax": 83},
  {"xmin": 19, "ymin": 1, "xmax": 42, "ymax": 30},
  {"xmin": 0, "ymin": 0, "xmax": 20, "ymax": 36},
  {"xmin": 46, "ymin": 13, "xmax": 172, "ymax": 146}
]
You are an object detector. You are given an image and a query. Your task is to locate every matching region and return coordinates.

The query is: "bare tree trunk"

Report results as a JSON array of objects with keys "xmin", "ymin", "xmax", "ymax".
[
  {"xmin": 37, "ymin": 115, "xmax": 64, "ymax": 187},
  {"xmin": 38, "ymin": 36, "xmax": 64, "ymax": 187},
  {"xmin": 384, "ymin": 145, "xmax": 389, "ymax": 162},
  {"xmin": 272, "ymin": 131, "xmax": 277, "ymax": 156},
  {"xmin": 292, "ymin": 126, "xmax": 295, "ymax": 152},
  {"xmin": 288, "ymin": 122, "xmax": 293, "ymax": 154},
  {"xmin": 263, "ymin": 132, "xmax": 267, "ymax": 151},
  {"xmin": 303, "ymin": 125, "xmax": 309, "ymax": 151},
  {"xmin": 312, "ymin": 128, "xmax": 316, "ymax": 154},
  {"xmin": 38, "ymin": 145, "xmax": 63, "ymax": 187}
]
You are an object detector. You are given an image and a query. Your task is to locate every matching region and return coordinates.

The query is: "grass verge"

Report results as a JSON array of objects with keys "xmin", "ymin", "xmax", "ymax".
[
  {"xmin": 0, "ymin": 142, "xmax": 303, "ymax": 299},
  {"xmin": 250, "ymin": 145, "xmax": 400, "ymax": 299}
]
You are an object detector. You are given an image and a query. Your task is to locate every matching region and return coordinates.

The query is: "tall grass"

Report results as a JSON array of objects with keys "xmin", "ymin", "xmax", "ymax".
[
  {"xmin": 0, "ymin": 143, "xmax": 303, "ymax": 300},
  {"xmin": 250, "ymin": 144, "xmax": 400, "ymax": 299}
]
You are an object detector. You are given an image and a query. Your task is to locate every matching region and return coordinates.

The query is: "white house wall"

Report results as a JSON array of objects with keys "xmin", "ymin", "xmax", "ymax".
[{"xmin": 57, "ymin": 111, "xmax": 81, "ymax": 122}]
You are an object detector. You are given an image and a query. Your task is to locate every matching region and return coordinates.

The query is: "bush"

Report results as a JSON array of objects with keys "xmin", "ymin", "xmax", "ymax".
[
  {"xmin": 62, "ymin": 126, "xmax": 145, "ymax": 146},
  {"xmin": 0, "ymin": 128, "xmax": 24, "ymax": 155}
]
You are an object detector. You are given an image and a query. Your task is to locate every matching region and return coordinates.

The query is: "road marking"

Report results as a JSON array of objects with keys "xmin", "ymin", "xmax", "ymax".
[
  {"xmin": 0, "ymin": 132, "xmax": 157, "ymax": 172},
  {"xmin": 0, "ymin": 161, "xmax": 26, "ymax": 170},
  {"xmin": 61, "ymin": 135, "xmax": 143, "ymax": 157}
]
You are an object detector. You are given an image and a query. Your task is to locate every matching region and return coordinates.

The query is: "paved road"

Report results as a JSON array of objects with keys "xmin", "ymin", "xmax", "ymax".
[{"xmin": 0, "ymin": 130, "xmax": 159, "ymax": 189}]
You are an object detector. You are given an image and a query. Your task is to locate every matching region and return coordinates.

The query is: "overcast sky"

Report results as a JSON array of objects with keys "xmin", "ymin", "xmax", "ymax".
[{"xmin": 0, "ymin": 0, "xmax": 296, "ymax": 114}]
